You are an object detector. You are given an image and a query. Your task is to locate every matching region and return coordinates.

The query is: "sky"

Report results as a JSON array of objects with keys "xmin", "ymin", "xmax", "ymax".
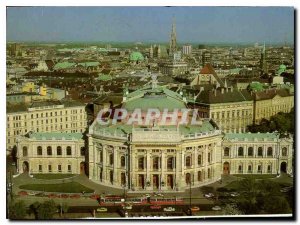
[{"xmin": 6, "ymin": 6, "xmax": 294, "ymax": 44}]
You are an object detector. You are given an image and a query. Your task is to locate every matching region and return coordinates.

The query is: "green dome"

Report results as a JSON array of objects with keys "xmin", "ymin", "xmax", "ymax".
[
  {"xmin": 129, "ymin": 51, "xmax": 144, "ymax": 61},
  {"xmin": 277, "ymin": 64, "xmax": 287, "ymax": 76}
]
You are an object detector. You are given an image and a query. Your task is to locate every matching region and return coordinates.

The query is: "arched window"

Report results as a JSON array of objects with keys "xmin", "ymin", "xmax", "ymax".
[
  {"xmin": 37, "ymin": 146, "xmax": 42, "ymax": 155},
  {"xmin": 186, "ymin": 173, "xmax": 191, "ymax": 184},
  {"xmin": 267, "ymin": 147, "xmax": 273, "ymax": 156},
  {"xmin": 257, "ymin": 165, "xmax": 262, "ymax": 173},
  {"xmin": 282, "ymin": 147, "xmax": 287, "ymax": 156},
  {"xmin": 224, "ymin": 147, "xmax": 230, "ymax": 157},
  {"xmin": 238, "ymin": 165, "xmax": 243, "ymax": 173},
  {"xmin": 109, "ymin": 154, "xmax": 114, "ymax": 165},
  {"xmin": 66, "ymin": 146, "xmax": 72, "ymax": 156},
  {"xmin": 198, "ymin": 171, "xmax": 202, "ymax": 181},
  {"xmin": 138, "ymin": 157, "xmax": 144, "ymax": 170},
  {"xmin": 238, "ymin": 147, "xmax": 244, "ymax": 156},
  {"xmin": 248, "ymin": 147, "xmax": 253, "ymax": 156},
  {"xmin": 167, "ymin": 157, "xmax": 174, "ymax": 170},
  {"xmin": 185, "ymin": 156, "xmax": 191, "ymax": 167},
  {"xmin": 258, "ymin": 147, "xmax": 263, "ymax": 156},
  {"xmin": 120, "ymin": 156, "xmax": 125, "ymax": 167},
  {"xmin": 153, "ymin": 157, "xmax": 159, "ymax": 170},
  {"xmin": 267, "ymin": 165, "xmax": 272, "ymax": 173},
  {"xmin": 198, "ymin": 155, "xmax": 202, "ymax": 165},
  {"xmin": 248, "ymin": 165, "xmax": 252, "ymax": 172},
  {"xmin": 47, "ymin": 146, "xmax": 52, "ymax": 155},
  {"xmin": 121, "ymin": 172, "xmax": 126, "ymax": 185},
  {"xmin": 57, "ymin": 146, "xmax": 62, "ymax": 155},
  {"xmin": 22, "ymin": 146, "xmax": 28, "ymax": 157}
]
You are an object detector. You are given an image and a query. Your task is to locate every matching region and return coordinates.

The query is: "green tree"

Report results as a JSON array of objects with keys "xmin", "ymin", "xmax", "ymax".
[
  {"xmin": 36, "ymin": 200, "xmax": 58, "ymax": 219},
  {"xmin": 8, "ymin": 201, "xmax": 27, "ymax": 219},
  {"xmin": 263, "ymin": 196, "xmax": 291, "ymax": 214},
  {"xmin": 222, "ymin": 205, "xmax": 244, "ymax": 215}
]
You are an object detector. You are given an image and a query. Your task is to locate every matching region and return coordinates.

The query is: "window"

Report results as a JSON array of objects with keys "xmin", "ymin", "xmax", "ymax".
[
  {"xmin": 48, "ymin": 165, "xmax": 52, "ymax": 172},
  {"xmin": 267, "ymin": 165, "xmax": 271, "ymax": 173},
  {"xmin": 68, "ymin": 165, "xmax": 71, "ymax": 172},
  {"xmin": 238, "ymin": 147, "xmax": 244, "ymax": 156},
  {"xmin": 121, "ymin": 172, "xmax": 126, "ymax": 185},
  {"xmin": 248, "ymin": 147, "xmax": 253, "ymax": 156},
  {"xmin": 185, "ymin": 156, "xmax": 191, "ymax": 167},
  {"xmin": 257, "ymin": 165, "xmax": 262, "ymax": 173},
  {"xmin": 138, "ymin": 157, "xmax": 144, "ymax": 170},
  {"xmin": 198, "ymin": 171, "xmax": 202, "ymax": 181},
  {"xmin": 38, "ymin": 165, "xmax": 42, "ymax": 172},
  {"xmin": 57, "ymin": 146, "xmax": 62, "ymax": 155},
  {"xmin": 248, "ymin": 165, "xmax": 252, "ymax": 173},
  {"xmin": 224, "ymin": 147, "xmax": 229, "ymax": 157},
  {"xmin": 58, "ymin": 165, "xmax": 62, "ymax": 172},
  {"xmin": 267, "ymin": 147, "xmax": 273, "ymax": 156},
  {"xmin": 198, "ymin": 155, "xmax": 202, "ymax": 165},
  {"xmin": 66, "ymin": 146, "xmax": 72, "ymax": 156},
  {"xmin": 258, "ymin": 147, "xmax": 263, "ymax": 156},
  {"xmin": 282, "ymin": 147, "xmax": 287, "ymax": 156},
  {"xmin": 167, "ymin": 157, "xmax": 174, "ymax": 170},
  {"xmin": 80, "ymin": 147, "xmax": 85, "ymax": 156},
  {"xmin": 238, "ymin": 165, "xmax": 243, "ymax": 173},
  {"xmin": 207, "ymin": 168, "xmax": 211, "ymax": 179},
  {"xmin": 153, "ymin": 157, "xmax": 159, "ymax": 170},
  {"xmin": 208, "ymin": 152, "xmax": 211, "ymax": 163},
  {"xmin": 100, "ymin": 151, "xmax": 103, "ymax": 162},
  {"xmin": 109, "ymin": 154, "xmax": 114, "ymax": 165},
  {"xmin": 47, "ymin": 146, "xmax": 52, "ymax": 155},
  {"xmin": 22, "ymin": 146, "xmax": 28, "ymax": 157},
  {"xmin": 37, "ymin": 146, "xmax": 42, "ymax": 155},
  {"xmin": 120, "ymin": 156, "xmax": 125, "ymax": 167},
  {"xmin": 186, "ymin": 173, "xmax": 191, "ymax": 184}
]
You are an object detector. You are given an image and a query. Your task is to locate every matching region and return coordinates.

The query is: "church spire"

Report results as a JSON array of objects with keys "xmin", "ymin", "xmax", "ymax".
[{"xmin": 169, "ymin": 17, "xmax": 177, "ymax": 56}]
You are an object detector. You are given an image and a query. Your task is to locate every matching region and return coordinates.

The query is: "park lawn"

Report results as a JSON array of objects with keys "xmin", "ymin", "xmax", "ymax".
[
  {"xmin": 33, "ymin": 174, "xmax": 76, "ymax": 180},
  {"xmin": 19, "ymin": 181, "xmax": 94, "ymax": 193},
  {"xmin": 233, "ymin": 174, "xmax": 276, "ymax": 180}
]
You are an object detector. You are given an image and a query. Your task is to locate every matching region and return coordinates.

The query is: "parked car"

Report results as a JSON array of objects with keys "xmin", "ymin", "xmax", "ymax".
[
  {"xmin": 212, "ymin": 206, "xmax": 222, "ymax": 211},
  {"xmin": 97, "ymin": 207, "xmax": 107, "ymax": 212},
  {"xmin": 150, "ymin": 205, "xmax": 161, "ymax": 209},
  {"xmin": 204, "ymin": 193, "xmax": 214, "ymax": 198},
  {"xmin": 123, "ymin": 204, "xmax": 132, "ymax": 210},
  {"xmin": 230, "ymin": 192, "xmax": 239, "ymax": 197},
  {"xmin": 190, "ymin": 206, "xmax": 200, "ymax": 212},
  {"xmin": 163, "ymin": 207, "xmax": 175, "ymax": 212}
]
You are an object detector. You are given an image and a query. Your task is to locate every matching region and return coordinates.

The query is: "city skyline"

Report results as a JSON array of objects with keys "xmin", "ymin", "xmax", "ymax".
[{"xmin": 7, "ymin": 6, "xmax": 294, "ymax": 44}]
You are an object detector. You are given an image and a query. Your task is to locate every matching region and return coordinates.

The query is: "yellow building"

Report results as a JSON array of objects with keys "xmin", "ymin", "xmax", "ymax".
[
  {"xmin": 254, "ymin": 88, "xmax": 294, "ymax": 124},
  {"xmin": 17, "ymin": 132, "xmax": 86, "ymax": 174},
  {"xmin": 222, "ymin": 133, "xmax": 293, "ymax": 175},
  {"xmin": 194, "ymin": 87, "xmax": 253, "ymax": 133},
  {"xmin": 6, "ymin": 100, "xmax": 87, "ymax": 154}
]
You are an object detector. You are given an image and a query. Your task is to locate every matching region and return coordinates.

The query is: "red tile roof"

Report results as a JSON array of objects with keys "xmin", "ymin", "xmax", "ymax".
[{"xmin": 200, "ymin": 64, "xmax": 216, "ymax": 74}]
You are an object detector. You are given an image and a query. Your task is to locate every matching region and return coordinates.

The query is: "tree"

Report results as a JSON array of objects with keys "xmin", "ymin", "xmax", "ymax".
[
  {"xmin": 8, "ymin": 201, "xmax": 27, "ymax": 219},
  {"xmin": 263, "ymin": 196, "xmax": 291, "ymax": 214},
  {"xmin": 29, "ymin": 201, "xmax": 41, "ymax": 219},
  {"xmin": 36, "ymin": 200, "xmax": 58, "ymax": 219},
  {"xmin": 222, "ymin": 205, "xmax": 244, "ymax": 215}
]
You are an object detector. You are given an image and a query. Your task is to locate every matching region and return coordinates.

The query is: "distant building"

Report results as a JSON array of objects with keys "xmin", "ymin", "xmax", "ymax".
[
  {"xmin": 253, "ymin": 88, "xmax": 294, "ymax": 124},
  {"xmin": 159, "ymin": 60, "xmax": 188, "ymax": 76},
  {"xmin": 182, "ymin": 45, "xmax": 192, "ymax": 55},
  {"xmin": 202, "ymin": 51, "xmax": 212, "ymax": 67},
  {"xmin": 169, "ymin": 18, "xmax": 177, "ymax": 57}
]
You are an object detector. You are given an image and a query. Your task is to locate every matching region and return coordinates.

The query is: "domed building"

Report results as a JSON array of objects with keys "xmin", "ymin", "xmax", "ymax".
[
  {"xmin": 88, "ymin": 75, "xmax": 223, "ymax": 192},
  {"xmin": 129, "ymin": 51, "xmax": 144, "ymax": 64}
]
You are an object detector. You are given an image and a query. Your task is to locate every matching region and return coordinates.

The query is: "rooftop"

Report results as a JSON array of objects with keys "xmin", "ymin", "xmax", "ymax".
[
  {"xmin": 224, "ymin": 132, "xmax": 279, "ymax": 141},
  {"xmin": 27, "ymin": 132, "xmax": 83, "ymax": 141}
]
